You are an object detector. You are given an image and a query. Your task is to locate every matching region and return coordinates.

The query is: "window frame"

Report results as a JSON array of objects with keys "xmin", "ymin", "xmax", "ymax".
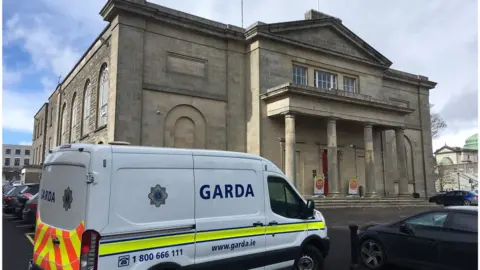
[
  {"xmin": 24, "ymin": 158, "xmax": 30, "ymax": 166},
  {"xmin": 25, "ymin": 149, "xmax": 30, "ymax": 156},
  {"xmin": 292, "ymin": 65, "xmax": 308, "ymax": 86},
  {"xmin": 13, "ymin": 158, "xmax": 20, "ymax": 167},
  {"xmin": 4, "ymin": 158, "xmax": 10, "ymax": 166},
  {"xmin": 404, "ymin": 211, "xmax": 449, "ymax": 229},
  {"xmin": 14, "ymin": 149, "xmax": 21, "ymax": 155},
  {"xmin": 267, "ymin": 176, "xmax": 306, "ymax": 220},
  {"xmin": 97, "ymin": 64, "xmax": 109, "ymax": 128},
  {"xmin": 70, "ymin": 93, "xmax": 78, "ymax": 142},
  {"xmin": 82, "ymin": 80, "xmax": 92, "ymax": 136},
  {"xmin": 343, "ymin": 76, "xmax": 357, "ymax": 93},
  {"xmin": 5, "ymin": 149, "xmax": 11, "ymax": 155},
  {"xmin": 314, "ymin": 70, "xmax": 338, "ymax": 90},
  {"xmin": 60, "ymin": 102, "xmax": 68, "ymax": 145}
]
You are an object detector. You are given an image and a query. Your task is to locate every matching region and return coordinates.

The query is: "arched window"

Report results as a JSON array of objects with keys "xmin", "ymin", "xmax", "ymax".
[
  {"xmin": 97, "ymin": 64, "xmax": 109, "ymax": 127},
  {"xmin": 82, "ymin": 80, "xmax": 91, "ymax": 135},
  {"xmin": 60, "ymin": 103, "xmax": 67, "ymax": 145},
  {"xmin": 70, "ymin": 93, "xmax": 78, "ymax": 142}
]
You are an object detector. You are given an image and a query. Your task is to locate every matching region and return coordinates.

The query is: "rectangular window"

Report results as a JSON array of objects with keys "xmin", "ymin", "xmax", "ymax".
[
  {"xmin": 14, "ymin": 158, "xmax": 20, "ymax": 167},
  {"xmin": 24, "ymin": 159, "xmax": 30, "ymax": 166},
  {"xmin": 292, "ymin": 65, "xmax": 308, "ymax": 85},
  {"xmin": 343, "ymin": 76, "xmax": 357, "ymax": 92},
  {"xmin": 25, "ymin": 149, "xmax": 30, "ymax": 156},
  {"xmin": 15, "ymin": 149, "xmax": 21, "ymax": 155},
  {"xmin": 40, "ymin": 118, "xmax": 43, "ymax": 135},
  {"xmin": 4, "ymin": 158, "xmax": 10, "ymax": 166},
  {"xmin": 5, "ymin": 149, "xmax": 11, "ymax": 155},
  {"xmin": 314, "ymin": 70, "xmax": 337, "ymax": 90},
  {"xmin": 267, "ymin": 176, "xmax": 304, "ymax": 219}
]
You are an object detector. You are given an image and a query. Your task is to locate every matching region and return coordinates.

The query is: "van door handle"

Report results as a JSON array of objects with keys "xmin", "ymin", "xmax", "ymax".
[
  {"xmin": 268, "ymin": 221, "xmax": 278, "ymax": 226},
  {"xmin": 253, "ymin": 221, "xmax": 263, "ymax": 227}
]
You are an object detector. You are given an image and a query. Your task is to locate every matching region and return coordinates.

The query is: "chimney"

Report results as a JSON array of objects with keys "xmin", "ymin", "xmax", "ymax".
[{"xmin": 304, "ymin": 9, "xmax": 342, "ymax": 23}]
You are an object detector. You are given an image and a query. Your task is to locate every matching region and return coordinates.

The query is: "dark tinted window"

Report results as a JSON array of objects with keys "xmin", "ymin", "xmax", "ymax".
[
  {"xmin": 267, "ymin": 176, "xmax": 304, "ymax": 219},
  {"xmin": 446, "ymin": 191, "xmax": 456, "ymax": 196},
  {"xmin": 450, "ymin": 213, "xmax": 477, "ymax": 233},
  {"xmin": 15, "ymin": 149, "xmax": 21, "ymax": 155},
  {"xmin": 25, "ymin": 185, "xmax": 40, "ymax": 195},
  {"xmin": 406, "ymin": 212, "xmax": 448, "ymax": 228},
  {"xmin": 7, "ymin": 186, "xmax": 26, "ymax": 196}
]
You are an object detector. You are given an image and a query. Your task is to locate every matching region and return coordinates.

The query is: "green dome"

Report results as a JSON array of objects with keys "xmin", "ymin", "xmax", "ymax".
[{"xmin": 463, "ymin": 133, "xmax": 478, "ymax": 150}]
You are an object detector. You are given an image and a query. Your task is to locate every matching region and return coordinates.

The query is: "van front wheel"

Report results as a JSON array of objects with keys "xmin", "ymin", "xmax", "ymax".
[{"xmin": 295, "ymin": 245, "xmax": 324, "ymax": 270}]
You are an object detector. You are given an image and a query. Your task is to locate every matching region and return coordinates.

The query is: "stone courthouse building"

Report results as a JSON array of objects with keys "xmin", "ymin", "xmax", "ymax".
[{"xmin": 32, "ymin": 0, "xmax": 437, "ymax": 198}]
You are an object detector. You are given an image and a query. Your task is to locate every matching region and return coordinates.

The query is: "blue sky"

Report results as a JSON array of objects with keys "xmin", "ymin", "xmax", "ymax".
[{"xmin": 2, "ymin": 0, "xmax": 478, "ymax": 150}]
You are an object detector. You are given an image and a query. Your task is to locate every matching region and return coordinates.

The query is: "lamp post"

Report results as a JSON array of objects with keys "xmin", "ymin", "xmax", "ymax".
[{"xmin": 457, "ymin": 172, "xmax": 461, "ymax": 191}]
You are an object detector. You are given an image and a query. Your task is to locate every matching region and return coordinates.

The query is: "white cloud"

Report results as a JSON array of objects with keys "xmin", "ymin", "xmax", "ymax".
[
  {"xmin": 433, "ymin": 127, "xmax": 478, "ymax": 152},
  {"xmin": 3, "ymin": 65, "xmax": 22, "ymax": 87},
  {"xmin": 4, "ymin": 13, "xmax": 81, "ymax": 77},
  {"xmin": 2, "ymin": 88, "xmax": 49, "ymax": 133},
  {"xmin": 18, "ymin": 141, "xmax": 32, "ymax": 146},
  {"xmin": 2, "ymin": 0, "xmax": 477, "ymax": 146}
]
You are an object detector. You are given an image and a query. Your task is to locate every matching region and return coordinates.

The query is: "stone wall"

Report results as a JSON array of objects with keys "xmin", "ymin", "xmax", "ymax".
[
  {"xmin": 32, "ymin": 103, "xmax": 48, "ymax": 165},
  {"xmin": 112, "ymin": 13, "xmax": 247, "ymax": 150},
  {"xmin": 54, "ymin": 27, "xmax": 113, "ymax": 146}
]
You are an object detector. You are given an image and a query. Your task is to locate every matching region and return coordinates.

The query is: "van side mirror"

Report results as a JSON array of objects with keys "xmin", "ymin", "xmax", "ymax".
[{"xmin": 303, "ymin": 199, "xmax": 315, "ymax": 218}]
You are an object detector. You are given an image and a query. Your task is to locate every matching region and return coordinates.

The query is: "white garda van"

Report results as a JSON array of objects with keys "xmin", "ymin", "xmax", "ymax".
[{"xmin": 29, "ymin": 144, "xmax": 329, "ymax": 270}]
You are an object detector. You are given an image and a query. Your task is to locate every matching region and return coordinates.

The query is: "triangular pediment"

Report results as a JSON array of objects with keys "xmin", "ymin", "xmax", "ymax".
[{"xmin": 258, "ymin": 19, "xmax": 392, "ymax": 67}]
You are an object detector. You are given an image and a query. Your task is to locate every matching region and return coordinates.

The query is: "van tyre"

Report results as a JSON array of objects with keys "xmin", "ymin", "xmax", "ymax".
[{"xmin": 295, "ymin": 245, "xmax": 324, "ymax": 270}]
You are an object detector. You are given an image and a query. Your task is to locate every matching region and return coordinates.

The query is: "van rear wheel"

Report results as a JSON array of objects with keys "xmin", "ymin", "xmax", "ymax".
[{"xmin": 295, "ymin": 245, "xmax": 324, "ymax": 270}]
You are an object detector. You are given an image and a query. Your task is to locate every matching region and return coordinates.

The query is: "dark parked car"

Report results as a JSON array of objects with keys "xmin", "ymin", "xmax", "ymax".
[
  {"xmin": 3, "ymin": 184, "xmax": 39, "ymax": 215},
  {"xmin": 429, "ymin": 190, "xmax": 478, "ymax": 206},
  {"xmin": 13, "ymin": 183, "xmax": 40, "ymax": 218},
  {"xmin": 22, "ymin": 193, "xmax": 38, "ymax": 225},
  {"xmin": 357, "ymin": 206, "xmax": 477, "ymax": 270},
  {"xmin": 3, "ymin": 185, "xmax": 27, "ymax": 213}
]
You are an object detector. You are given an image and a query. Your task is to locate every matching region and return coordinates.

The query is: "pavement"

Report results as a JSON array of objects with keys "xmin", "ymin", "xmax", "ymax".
[{"xmin": 2, "ymin": 207, "xmax": 428, "ymax": 270}]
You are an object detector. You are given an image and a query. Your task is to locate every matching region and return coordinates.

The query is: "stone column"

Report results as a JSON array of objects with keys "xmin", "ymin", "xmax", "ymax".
[
  {"xmin": 285, "ymin": 114, "xmax": 296, "ymax": 186},
  {"xmin": 396, "ymin": 128, "xmax": 409, "ymax": 196},
  {"xmin": 327, "ymin": 118, "xmax": 340, "ymax": 197},
  {"xmin": 364, "ymin": 123, "xmax": 377, "ymax": 197}
]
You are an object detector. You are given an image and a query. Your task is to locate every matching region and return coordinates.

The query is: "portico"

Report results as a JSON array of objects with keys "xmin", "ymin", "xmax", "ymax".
[{"xmin": 261, "ymin": 83, "xmax": 414, "ymax": 197}]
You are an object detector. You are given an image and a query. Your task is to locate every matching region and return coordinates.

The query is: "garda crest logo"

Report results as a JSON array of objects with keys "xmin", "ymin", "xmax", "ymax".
[
  {"xmin": 63, "ymin": 187, "xmax": 73, "ymax": 211},
  {"xmin": 148, "ymin": 184, "xmax": 168, "ymax": 207}
]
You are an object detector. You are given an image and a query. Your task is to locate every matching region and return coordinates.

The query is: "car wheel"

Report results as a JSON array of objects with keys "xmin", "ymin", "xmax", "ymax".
[
  {"xmin": 360, "ymin": 239, "xmax": 386, "ymax": 269},
  {"xmin": 463, "ymin": 200, "xmax": 471, "ymax": 206},
  {"xmin": 294, "ymin": 245, "xmax": 325, "ymax": 270}
]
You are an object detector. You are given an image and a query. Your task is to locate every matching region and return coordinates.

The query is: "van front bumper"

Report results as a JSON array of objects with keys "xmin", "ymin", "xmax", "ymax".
[{"xmin": 321, "ymin": 236, "xmax": 330, "ymax": 256}]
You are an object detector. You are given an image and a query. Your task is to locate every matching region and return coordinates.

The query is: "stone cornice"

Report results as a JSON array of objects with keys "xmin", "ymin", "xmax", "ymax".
[
  {"xmin": 260, "ymin": 83, "xmax": 415, "ymax": 115},
  {"xmin": 384, "ymin": 69, "xmax": 437, "ymax": 89},
  {"xmin": 100, "ymin": 0, "xmax": 245, "ymax": 41}
]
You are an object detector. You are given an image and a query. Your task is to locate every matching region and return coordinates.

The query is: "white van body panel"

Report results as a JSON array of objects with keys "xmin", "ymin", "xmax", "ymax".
[
  {"xmin": 33, "ymin": 145, "xmax": 328, "ymax": 270},
  {"xmin": 193, "ymin": 155, "xmax": 266, "ymax": 264}
]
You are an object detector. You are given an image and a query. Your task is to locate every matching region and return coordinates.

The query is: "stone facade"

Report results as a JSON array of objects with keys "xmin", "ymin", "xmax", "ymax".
[
  {"xmin": 32, "ymin": 103, "xmax": 48, "ymax": 165},
  {"xmin": 32, "ymin": 1, "xmax": 438, "ymax": 198}
]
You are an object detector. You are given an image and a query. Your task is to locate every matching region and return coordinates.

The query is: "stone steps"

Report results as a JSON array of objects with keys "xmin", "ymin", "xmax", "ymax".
[{"xmin": 306, "ymin": 196, "xmax": 439, "ymax": 209}]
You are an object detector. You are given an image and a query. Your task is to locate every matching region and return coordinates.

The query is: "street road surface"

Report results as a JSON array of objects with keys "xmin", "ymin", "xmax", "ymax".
[{"xmin": 4, "ymin": 207, "xmax": 426, "ymax": 269}]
